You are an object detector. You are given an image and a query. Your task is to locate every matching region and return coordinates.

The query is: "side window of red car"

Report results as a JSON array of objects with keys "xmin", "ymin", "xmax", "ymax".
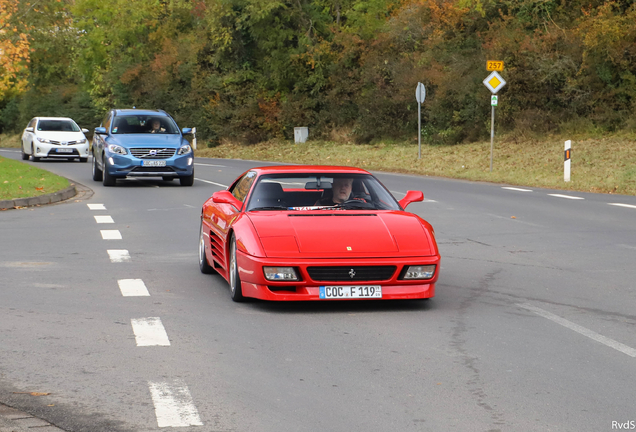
[{"xmin": 231, "ymin": 171, "xmax": 257, "ymax": 202}]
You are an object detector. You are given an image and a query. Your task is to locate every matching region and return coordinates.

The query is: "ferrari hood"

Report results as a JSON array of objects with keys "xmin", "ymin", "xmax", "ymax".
[{"xmin": 248, "ymin": 212, "xmax": 435, "ymax": 258}]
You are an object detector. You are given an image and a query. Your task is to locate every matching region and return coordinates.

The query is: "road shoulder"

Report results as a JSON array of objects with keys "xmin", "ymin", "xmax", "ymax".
[{"xmin": 0, "ymin": 403, "xmax": 66, "ymax": 432}]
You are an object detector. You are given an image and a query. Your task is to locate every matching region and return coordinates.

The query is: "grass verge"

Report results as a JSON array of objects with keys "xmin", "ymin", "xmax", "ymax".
[
  {"xmin": 196, "ymin": 132, "xmax": 636, "ymax": 196},
  {"xmin": 0, "ymin": 155, "xmax": 69, "ymax": 201},
  {"xmin": 3, "ymin": 131, "xmax": 635, "ymax": 197}
]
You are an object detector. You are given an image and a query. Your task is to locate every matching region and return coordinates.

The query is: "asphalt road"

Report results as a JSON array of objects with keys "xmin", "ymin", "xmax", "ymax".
[{"xmin": 1, "ymin": 148, "xmax": 635, "ymax": 432}]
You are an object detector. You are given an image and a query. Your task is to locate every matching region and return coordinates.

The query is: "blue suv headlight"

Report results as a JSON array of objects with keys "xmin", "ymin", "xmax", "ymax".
[
  {"xmin": 108, "ymin": 144, "xmax": 128, "ymax": 155},
  {"xmin": 178, "ymin": 145, "xmax": 192, "ymax": 155}
]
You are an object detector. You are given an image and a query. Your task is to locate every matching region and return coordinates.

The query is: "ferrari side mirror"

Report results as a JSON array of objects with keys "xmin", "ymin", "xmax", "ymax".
[
  {"xmin": 399, "ymin": 190, "xmax": 424, "ymax": 209},
  {"xmin": 212, "ymin": 190, "xmax": 243, "ymax": 210}
]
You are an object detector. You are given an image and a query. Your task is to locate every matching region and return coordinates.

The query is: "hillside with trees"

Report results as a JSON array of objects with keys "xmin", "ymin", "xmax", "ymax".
[{"xmin": 1, "ymin": 0, "xmax": 634, "ymax": 145}]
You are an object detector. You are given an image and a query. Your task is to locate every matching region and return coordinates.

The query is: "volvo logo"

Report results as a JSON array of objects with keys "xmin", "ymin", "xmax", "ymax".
[
  {"xmin": 349, "ymin": 269, "xmax": 356, "ymax": 279},
  {"xmin": 149, "ymin": 150, "xmax": 157, "ymax": 156}
]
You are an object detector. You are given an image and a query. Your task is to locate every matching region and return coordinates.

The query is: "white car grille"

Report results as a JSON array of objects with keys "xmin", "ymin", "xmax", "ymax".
[{"xmin": 46, "ymin": 140, "xmax": 85, "ymax": 145}]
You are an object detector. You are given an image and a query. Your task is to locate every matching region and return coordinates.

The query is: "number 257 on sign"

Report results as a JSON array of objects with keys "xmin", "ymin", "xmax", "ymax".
[{"xmin": 487, "ymin": 61, "xmax": 504, "ymax": 71}]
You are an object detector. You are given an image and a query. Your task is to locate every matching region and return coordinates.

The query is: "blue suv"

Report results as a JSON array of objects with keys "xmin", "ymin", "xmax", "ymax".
[{"xmin": 91, "ymin": 109, "xmax": 195, "ymax": 186}]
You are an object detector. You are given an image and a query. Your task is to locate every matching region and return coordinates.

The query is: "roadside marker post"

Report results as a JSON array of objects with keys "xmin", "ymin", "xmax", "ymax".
[
  {"xmin": 483, "ymin": 69, "xmax": 506, "ymax": 172},
  {"xmin": 564, "ymin": 140, "xmax": 571, "ymax": 182},
  {"xmin": 192, "ymin": 127, "xmax": 197, "ymax": 150},
  {"xmin": 416, "ymin": 82, "xmax": 426, "ymax": 159}
]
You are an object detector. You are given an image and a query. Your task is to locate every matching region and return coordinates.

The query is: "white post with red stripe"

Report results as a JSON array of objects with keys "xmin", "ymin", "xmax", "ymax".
[{"xmin": 564, "ymin": 140, "xmax": 571, "ymax": 182}]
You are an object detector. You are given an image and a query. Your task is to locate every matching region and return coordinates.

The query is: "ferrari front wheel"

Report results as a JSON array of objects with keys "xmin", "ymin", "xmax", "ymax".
[
  {"xmin": 199, "ymin": 223, "xmax": 216, "ymax": 274},
  {"xmin": 228, "ymin": 234, "xmax": 245, "ymax": 302}
]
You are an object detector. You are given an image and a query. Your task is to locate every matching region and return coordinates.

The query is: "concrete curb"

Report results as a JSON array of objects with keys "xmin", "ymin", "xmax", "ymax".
[
  {"xmin": 0, "ymin": 403, "xmax": 66, "ymax": 432},
  {"xmin": 0, "ymin": 184, "xmax": 77, "ymax": 210}
]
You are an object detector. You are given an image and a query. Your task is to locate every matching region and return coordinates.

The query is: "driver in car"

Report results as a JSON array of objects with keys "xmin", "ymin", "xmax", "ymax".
[{"xmin": 316, "ymin": 177, "xmax": 355, "ymax": 206}]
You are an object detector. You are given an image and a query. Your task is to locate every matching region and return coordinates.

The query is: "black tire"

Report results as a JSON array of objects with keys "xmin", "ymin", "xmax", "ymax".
[
  {"xmin": 21, "ymin": 144, "xmax": 28, "ymax": 160},
  {"xmin": 80, "ymin": 157, "xmax": 88, "ymax": 163},
  {"xmin": 92, "ymin": 153, "xmax": 103, "ymax": 181},
  {"xmin": 180, "ymin": 172, "xmax": 194, "ymax": 186},
  {"xmin": 228, "ymin": 234, "xmax": 245, "ymax": 302},
  {"xmin": 102, "ymin": 156, "xmax": 116, "ymax": 186},
  {"xmin": 31, "ymin": 144, "xmax": 40, "ymax": 162},
  {"xmin": 199, "ymin": 222, "xmax": 216, "ymax": 274}
]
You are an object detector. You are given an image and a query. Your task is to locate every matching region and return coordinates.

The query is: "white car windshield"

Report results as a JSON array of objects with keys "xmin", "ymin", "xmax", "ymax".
[
  {"xmin": 245, "ymin": 173, "xmax": 401, "ymax": 211},
  {"xmin": 37, "ymin": 120, "xmax": 80, "ymax": 132}
]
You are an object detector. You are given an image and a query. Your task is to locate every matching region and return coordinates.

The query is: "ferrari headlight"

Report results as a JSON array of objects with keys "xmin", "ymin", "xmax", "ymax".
[
  {"xmin": 402, "ymin": 265, "xmax": 436, "ymax": 280},
  {"xmin": 107, "ymin": 144, "xmax": 127, "ymax": 155},
  {"xmin": 37, "ymin": 137, "xmax": 51, "ymax": 143},
  {"xmin": 264, "ymin": 266, "xmax": 299, "ymax": 281},
  {"xmin": 178, "ymin": 145, "xmax": 192, "ymax": 155}
]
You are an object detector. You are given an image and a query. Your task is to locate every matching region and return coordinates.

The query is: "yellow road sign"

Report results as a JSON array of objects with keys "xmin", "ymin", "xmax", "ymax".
[
  {"xmin": 487, "ymin": 60, "xmax": 504, "ymax": 71},
  {"xmin": 483, "ymin": 71, "xmax": 507, "ymax": 94}
]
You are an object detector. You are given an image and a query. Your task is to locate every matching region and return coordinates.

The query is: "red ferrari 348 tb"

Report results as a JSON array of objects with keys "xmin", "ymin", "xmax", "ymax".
[{"xmin": 199, "ymin": 166, "xmax": 440, "ymax": 301}]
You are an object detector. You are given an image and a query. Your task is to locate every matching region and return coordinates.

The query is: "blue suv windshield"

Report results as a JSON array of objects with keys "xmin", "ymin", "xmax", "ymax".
[{"xmin": 111, "ymin": 115, "xmax": 179, "ymax": 134}]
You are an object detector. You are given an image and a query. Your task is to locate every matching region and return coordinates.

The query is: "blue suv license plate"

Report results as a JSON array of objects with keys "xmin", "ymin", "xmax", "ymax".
[{"xmin": 142, "ymin": 160, "xmax": 167, "ymax": 167}]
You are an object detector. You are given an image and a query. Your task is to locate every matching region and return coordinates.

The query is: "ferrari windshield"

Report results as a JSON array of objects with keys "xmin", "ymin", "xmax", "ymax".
[{"xmin": 245, "ymin": 173, "xmax": 401, "ymax": 212}]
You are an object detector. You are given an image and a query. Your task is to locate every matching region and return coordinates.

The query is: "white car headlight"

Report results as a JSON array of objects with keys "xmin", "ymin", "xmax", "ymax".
[
  {"xmin": 75, "ymin": 138, "xmax": 87, "ymax": 144},
  {"xmin": 401, "ymin": 265, "xmax": 436, "ymax": 280},
  {"xmin": 178, "ymin": 145, "xmax": 192, "ymax": 155},
  {"xmin": 37, "ymin": 137, "xmax": 50, "ymax": 143},
  {"xmin": 107, "ymin": 144, "xmax": 127, "ymax": 155},
  {"xmin": 264, "ymin": 267, "xmax": 299, "ymax": 281}
]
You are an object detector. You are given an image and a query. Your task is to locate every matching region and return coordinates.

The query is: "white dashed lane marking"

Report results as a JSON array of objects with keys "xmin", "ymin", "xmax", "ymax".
[
  {"xmin": 101, "ymin": 230, "xmax": 122, "ymax": 240},
  {"xmin": 609, "ymin": 203, "xmax": 636, "ymax": 209},
  {"xmin": 502, "ymin": 187, "xmax": 533, "ymax": 192},
  {"xmin": 194, "ymin": 162, "xmax": 226, "ymax": 168},
  {"xmin": 548, "ymin": 194, "xmax": 584, "ymax": 200},
  {"xmin": 87, "ymin": 203, "xmax": 106, "ymax": 210},
  {"xmin": 118, "ymin": 279, "xmax": 150, "ymax": 297},
  {"xmin": 94, "ymin": 215, "xmax": 114, "ymax": 223},
  {"xmin": 131, "ymin": 317, "xmax": 170, "ymax": 347},
  {"xmin": 148, "ymin": 380, "xmax": 203, "ymax": 427},
  {"xmin": 518, "ymin": 303, "xmax": 636, "ymax": 358},
  {"xmin": 107, "ymin": 249, "xmax": 131, "ymax": 263},
  {"xmin": 195, "ymin": 178, "xmax": 228, "ymax": 188}
]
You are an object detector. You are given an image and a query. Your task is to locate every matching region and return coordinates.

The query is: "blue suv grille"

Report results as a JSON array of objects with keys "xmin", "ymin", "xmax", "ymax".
[{"xmin": 129, "ymin": 148, "xmax": 175, "ymax": 159}]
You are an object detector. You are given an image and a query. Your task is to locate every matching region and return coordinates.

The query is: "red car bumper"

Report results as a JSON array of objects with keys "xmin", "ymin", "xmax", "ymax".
[{"xmin": 236, "ymin": 251, "xmax": 439, "ymax": 301}]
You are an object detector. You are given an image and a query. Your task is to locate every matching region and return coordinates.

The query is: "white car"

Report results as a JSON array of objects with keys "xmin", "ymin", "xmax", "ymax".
[{"xmin": 21, "ymin": 117, "xmax": 90, "ymax": 162}]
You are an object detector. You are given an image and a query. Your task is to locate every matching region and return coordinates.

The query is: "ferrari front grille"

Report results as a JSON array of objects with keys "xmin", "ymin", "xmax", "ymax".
[
  {"xmin": 129, "ymin": 148, "xmax": 175, "ymax": 159},
  {"xmin": 307, "ymin": 266, "xmax": 397, "ymax": 282}
]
